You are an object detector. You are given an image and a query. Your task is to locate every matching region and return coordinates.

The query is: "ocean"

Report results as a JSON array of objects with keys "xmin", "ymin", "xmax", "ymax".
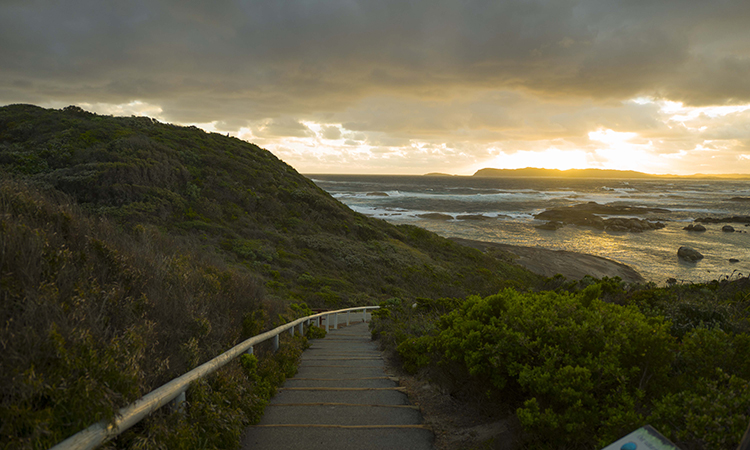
[{"xmin": 308, "ymin": 174, "xmax": 750, "ymax": 284}]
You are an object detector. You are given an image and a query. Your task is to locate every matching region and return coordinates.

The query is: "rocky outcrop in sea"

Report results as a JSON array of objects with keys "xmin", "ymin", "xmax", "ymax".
[
  {"xmin": 678, "ymin": 246, "xmax": 704, "ymax": 261},
  {"xmin": 683, "ymin": 224, "xmax": 707, "ymax": 232},
  {"xmin": 695, "ymin": 216, "xmax": 750, "ymax": 224},
  {"xmin": 534, "ymin": 202, "xmax": 667, "ymax": 232}
]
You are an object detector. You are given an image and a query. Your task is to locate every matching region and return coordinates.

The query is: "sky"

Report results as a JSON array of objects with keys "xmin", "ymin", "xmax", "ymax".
[{"xmin": 2, "ymin": 1, "xmax": 750, "ymax": 175}]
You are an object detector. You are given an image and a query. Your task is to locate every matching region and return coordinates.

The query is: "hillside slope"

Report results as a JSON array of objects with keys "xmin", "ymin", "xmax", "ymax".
[
  {"xmin": 0, "ymin": 104, "xmax": 538, "ymax": 448},
  {"xmin": 0, "ymin": 177, "xmax": 278, "ymax": 448},
  {"xmin": 0, "ymin": 104, "xmax": 537, "ymax": 306}
]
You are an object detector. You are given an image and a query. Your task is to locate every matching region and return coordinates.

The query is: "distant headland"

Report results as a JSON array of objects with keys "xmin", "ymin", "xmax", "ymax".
[
  {"xmin": 471, "ymin": 167, "xmax": 750, "ymax": 179},
  {"xmin": 423, "ymin": 172, "xmax": 456, "ymax": 177}
]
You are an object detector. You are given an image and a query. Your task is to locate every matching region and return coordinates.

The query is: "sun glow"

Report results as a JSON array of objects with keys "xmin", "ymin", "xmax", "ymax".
[
  {"xmin": 587, "ymin": 128, "xmax": 665, "ymax": 172},
  {"xmin": 587, "ymin": 129, "xmax": 638, "ymax": 145},
  {"xmin": 479, "ymin": 147, "xmax": 590, "ymax": 172}
]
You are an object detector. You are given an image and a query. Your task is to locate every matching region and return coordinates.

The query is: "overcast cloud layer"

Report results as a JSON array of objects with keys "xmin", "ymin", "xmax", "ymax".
[{"xmin": 2, "ymin": 0, "xmax": 750, "ymax": 174}]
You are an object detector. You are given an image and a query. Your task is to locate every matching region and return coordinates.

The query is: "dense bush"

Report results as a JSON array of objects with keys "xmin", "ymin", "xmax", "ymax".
[
  {"xmin": 377, "ymin": 278, "xmax": 750, "ymax": 449},
  {"xmin": 114, "ymin": 333, "xmax": 308, "ymax": 450},
  {"xmin": 0, "ymin": 178, "xmax": 281, "ymax": 449}
]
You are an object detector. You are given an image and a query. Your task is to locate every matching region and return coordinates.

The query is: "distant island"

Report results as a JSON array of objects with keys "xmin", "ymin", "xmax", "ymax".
[
  {"xmin": 423, "ymin": 172, "xmax": 455, "ymax": 177},
  {"xmin": 472, "ymin": 167, "xmax": 750, "ymax": 179}
]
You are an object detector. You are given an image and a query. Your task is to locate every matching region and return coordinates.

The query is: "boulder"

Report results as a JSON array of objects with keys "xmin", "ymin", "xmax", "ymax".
[
  {"xmin": 535, "ymin": 221, "xmax": 564, "ymax": 230},
  {"xmin": 729, "ymin": 258, "xmax": 740, "ymax": 263},
  {"xmin": 678, "ymin": 246, "xmax": 704, "ymax": 262},
  {"xmin": 722, "ymin": 225, "xmax": 735, "ymax": 232},
  {"xmin": 683, "ymin": 224, "xmax": 706, "ymax": 232}
]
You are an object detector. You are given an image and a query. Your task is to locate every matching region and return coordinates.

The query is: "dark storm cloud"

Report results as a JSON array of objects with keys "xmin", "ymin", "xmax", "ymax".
[
  {"xmin": 3, "ymin": 0, "xmax": 750, "ymax": 175},
  {"xmin": 2, "ymin": 0, "xmax": 749, "ymax": 122}
]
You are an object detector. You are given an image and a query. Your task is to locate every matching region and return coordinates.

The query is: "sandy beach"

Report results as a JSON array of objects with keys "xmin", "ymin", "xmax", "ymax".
[{"xmin": 450, "ymin": 237, "xmax": 646, "ymax": 285}]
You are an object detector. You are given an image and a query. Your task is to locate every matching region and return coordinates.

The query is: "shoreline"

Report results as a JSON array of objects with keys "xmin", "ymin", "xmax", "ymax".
[{"xmin": 450, "ymin": 237, "xmax": 646, "ymax": 285}]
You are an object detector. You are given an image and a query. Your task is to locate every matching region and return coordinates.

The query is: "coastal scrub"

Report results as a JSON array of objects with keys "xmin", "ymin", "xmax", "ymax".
[{"xmin": 376, "ymin": 277, "xmax": 750, "ymax": 449}]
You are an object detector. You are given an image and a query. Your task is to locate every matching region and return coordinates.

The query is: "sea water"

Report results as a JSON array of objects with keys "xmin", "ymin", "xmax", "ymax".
[{"xmin": 308, "ymin": 174, "xmax": 750, "ymax": 284}]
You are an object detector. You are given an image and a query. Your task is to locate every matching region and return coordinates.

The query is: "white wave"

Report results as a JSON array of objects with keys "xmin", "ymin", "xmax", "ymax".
[{"xmin": 602, "ymin": 186, "xmax": 638, "ymax": 192}]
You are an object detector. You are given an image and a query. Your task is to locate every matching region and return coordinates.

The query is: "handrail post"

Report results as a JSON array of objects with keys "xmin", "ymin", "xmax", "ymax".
[
  {"xmin": 333, "ymin": 313, "xmax": 338, "ymax": 330},
  {"xmin": 289, "ymin": 326, "xmax": 294, "ymax": 337},
  {"xmin": 169, "ymin": 390, "xmax": 186, "ymax": 414},
  {"xmin": 273, "ymin": 334, "xmax": 280, "ymax": 352},
  {"xmin": 246, "ymin": 346, "xmax": 254, "ymax": 355},
  {"xmin": 362, "ymin": 308, "xmax": 366, "ymax": 322},
  {"xmin": 346, "ymin": 311, "xmax": 350, "ymax": 326},
  {"xmin": 298, "ymin": 322, "xmax": 304, "ymax": 335}
]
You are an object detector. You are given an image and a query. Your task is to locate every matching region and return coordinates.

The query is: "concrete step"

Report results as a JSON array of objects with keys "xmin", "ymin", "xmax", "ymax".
[
  {"xmin": 269, "ymin": 388, "xmax": 410, "ymax": 405},
  {"xmin": 283, "ymin": 377, "xmax": 398, "ymax": 388},
  {"xmin": 259, "ymin": 403, "xmax": 423, "ymax": 425},
  {"xmin": 241, "ymin": 321, "xmax": 434, "ymax": 449},
  {"xmin": 241, "ymin": 426, "xmax": 434, "ymax": 450}
]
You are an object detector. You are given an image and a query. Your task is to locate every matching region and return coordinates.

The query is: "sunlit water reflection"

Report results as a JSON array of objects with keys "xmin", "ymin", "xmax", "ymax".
[{"xmin": 310, "ymin": 175, "xmax": 750, "ymax": 284}]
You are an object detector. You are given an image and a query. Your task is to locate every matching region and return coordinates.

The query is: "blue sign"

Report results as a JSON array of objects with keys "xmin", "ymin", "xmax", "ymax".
[{"xmin": 600, "ymin": 425, "xmax": 679, "ymax": 450}]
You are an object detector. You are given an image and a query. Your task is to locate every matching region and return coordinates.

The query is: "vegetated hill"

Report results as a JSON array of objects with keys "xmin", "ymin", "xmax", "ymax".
[
  {"xmin": 0, "ymin": 104, "xmax": 537, "ymax": 308},
  {"xmin": 0, "ymin": 104, "xmax": 539, "ymax": 448}
]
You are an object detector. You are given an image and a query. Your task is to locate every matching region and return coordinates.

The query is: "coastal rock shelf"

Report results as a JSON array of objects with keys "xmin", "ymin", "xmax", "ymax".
[
  {"xmin": 695, "ymin": 216, "xmax": 750, "ymax": 224},
  {"xmin": 534, "ymin": 202, "xmax": 667, "ymax": 233}
]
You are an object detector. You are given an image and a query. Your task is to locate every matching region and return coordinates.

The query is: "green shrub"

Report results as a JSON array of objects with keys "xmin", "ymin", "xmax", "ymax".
[
  {"xmin": 306, "ymin": 325, "xmax": 327, "ymax": 340},
  {"xmin": 0, "ymin": 325, "xmax": 148, "ymax": 449},
  {"xmin": 649, "ymin": 369, "xmax": 750, "ymax": 449},
  {"xmin": 257, "ymin": 335, "xmax": 307, "ymax": 390},
  {"xmin": 0, "ymin": 178, "xmax": 266, "ymax": 448},
  {"xmin": 668, "ymin": 327, "xmax": 750, "ymax": 398},
  {"xmin": 397, "ymin": 286, "xmax": 676, "ymax": 447}
]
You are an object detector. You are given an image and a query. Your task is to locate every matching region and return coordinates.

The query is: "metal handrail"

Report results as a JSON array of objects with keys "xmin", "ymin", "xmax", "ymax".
[{"xmin": 49, "ymin": 306, "xmax": 380, "ymax": 450}]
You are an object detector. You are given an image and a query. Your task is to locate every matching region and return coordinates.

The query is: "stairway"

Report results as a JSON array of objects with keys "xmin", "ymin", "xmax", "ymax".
[{"xmin": 241, "ymin": 321, "xmax": 434, "ymax": 449}]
